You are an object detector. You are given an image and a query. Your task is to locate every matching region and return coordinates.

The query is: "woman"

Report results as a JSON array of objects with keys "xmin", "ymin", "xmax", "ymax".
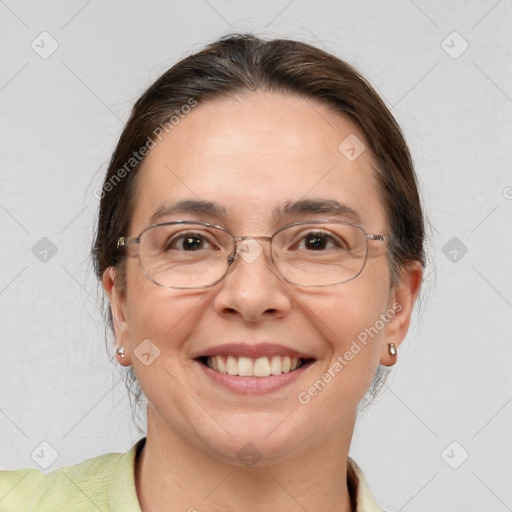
[{"xmin": 0, "ymin": 33, "xmax": 423, "ymax": 511}]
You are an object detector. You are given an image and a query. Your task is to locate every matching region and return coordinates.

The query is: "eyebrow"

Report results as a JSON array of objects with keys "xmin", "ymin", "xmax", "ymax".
[
  {"xmin": 149, "ymin": 198, "xmax": 362, "ymax": 225},
  {"xmin": 274, "ymin": 199, "xmax": 362, "ymax": 224},
  {"xmin": 149, "ymin": 199, "xmax": 227, "ymax": 224}
]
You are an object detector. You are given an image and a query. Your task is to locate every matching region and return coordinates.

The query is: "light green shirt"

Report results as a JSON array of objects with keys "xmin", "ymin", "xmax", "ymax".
[{"xmin": 0, "ymin": 438, "xmax": 385, "ymax": 511}]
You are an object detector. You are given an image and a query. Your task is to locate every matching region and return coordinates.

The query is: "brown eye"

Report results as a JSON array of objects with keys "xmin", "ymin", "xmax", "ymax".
[
  {"xmin": 304, "ymin": 233, "xmax": 330, "ymax": 250},
  {"xmin": 165, "ymin": 232, "xmax": 214, "ymax": 251},
  {"xmin": 179, "ymin": 235, "xmax": 204, "ymax": 250},
  {"xmin": 296, "ymin": 231, "xmax": 345, "ymax": 251}
]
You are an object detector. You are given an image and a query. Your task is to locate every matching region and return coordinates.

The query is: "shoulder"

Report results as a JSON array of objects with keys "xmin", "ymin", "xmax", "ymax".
[
  {"xmin": 0, "ymin": 452, "xmax": 118, "ymax": 511},
  {"xmin": 0, "ymin": 438, "xmax": 145, "ymax": 512}
]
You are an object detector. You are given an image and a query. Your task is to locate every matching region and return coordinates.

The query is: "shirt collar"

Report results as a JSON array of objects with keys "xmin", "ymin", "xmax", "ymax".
[{"xmin": 349, "ymin": 457, "xmax": 385, "ymax": 511}]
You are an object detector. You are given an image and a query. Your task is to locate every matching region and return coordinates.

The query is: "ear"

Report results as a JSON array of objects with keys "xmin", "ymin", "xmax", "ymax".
[
  {"xmin": 102, "ymin": 267, "xmax": 131, "ymax": 366},
  {"xmin": 380, "ymin": 262, "xmax": 423, "ymax": 367}
]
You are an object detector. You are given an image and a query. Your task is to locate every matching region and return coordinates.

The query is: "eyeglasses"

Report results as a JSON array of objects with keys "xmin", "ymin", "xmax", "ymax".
[{"xmin": 117, "ymin": 220, "xmax": 389, "ymax": 289}]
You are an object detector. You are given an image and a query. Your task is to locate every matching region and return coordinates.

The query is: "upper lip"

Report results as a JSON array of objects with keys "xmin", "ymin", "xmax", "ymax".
[{"xmin": 194, "ymin": 343, "xmax": 316, "ymax": 360}]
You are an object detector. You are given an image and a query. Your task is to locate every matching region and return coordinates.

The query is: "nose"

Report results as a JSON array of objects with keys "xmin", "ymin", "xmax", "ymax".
[{"xmin": 212, "ymin": 237, "xmax": 292, "ymax": 322}]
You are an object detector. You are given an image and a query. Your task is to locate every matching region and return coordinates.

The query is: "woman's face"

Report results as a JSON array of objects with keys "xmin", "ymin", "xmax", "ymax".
[{"xmin": 106, "ymin": 91, "xmax": 419, "ymax": 465}]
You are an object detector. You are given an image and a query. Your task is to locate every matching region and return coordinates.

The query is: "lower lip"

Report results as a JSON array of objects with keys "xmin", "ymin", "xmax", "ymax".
[{"xmin": 196, "ymin": 360, "xmax": 314, "ymax": 395}]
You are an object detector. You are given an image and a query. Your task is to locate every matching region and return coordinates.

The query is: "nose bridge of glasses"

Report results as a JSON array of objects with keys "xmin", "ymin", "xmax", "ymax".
[
  {"xmin": 230, "ymin": 234, "xmax": 274, "ymax": 266},
  {"xmin": 233, "ymin": 235, "xmax": 273, "ymax": 243}
]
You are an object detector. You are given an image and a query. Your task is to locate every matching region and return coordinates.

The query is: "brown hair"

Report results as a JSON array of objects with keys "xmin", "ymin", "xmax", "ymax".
[{"xmin": 92, "ymin": 33, "xmax": 425, "ymax": 423}]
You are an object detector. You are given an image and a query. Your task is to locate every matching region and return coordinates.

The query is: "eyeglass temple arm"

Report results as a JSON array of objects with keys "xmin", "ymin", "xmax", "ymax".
[
  {"xmin": 367, "ymin": 234, "xmax": 389, "ymax": 242},
  {"xmin": 117, "ymin": 236, "xmax": 141, "ymax": 248}
]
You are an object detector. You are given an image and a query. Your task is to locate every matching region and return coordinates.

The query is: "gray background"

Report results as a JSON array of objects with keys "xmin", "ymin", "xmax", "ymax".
[{"xmin": 1, "ymin": 1, "xmax": 511, "ymax": 510}]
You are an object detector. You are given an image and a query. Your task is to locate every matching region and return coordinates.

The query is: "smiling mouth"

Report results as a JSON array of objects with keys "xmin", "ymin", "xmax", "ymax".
[{"xmin": 197, "ymin": 355, "xmax": 314, "ymax": 378}]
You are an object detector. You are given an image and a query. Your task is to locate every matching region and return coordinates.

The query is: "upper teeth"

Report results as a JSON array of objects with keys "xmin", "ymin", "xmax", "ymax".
[{"xmin": 205, "ymin": 355, "xmax": 302, "ymax": 377}]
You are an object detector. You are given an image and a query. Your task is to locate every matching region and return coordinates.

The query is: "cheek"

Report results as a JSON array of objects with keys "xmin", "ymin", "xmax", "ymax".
[
  {"xmin": 293, "ymin": 289, "xmax": 389, "ymax": 426},
  {"xmin": 309, "ymin": 272, "xmax": 390, "ymax": 349},
  {"xmin": 126, "ymin": 289, "xmax": 208, "ymax": 343},
  {"xmin": 122, "ymin": 285, "xmax": 213, "ymax": 408},
  {"xmin": 301, "ymin": 271, "xmax": 390, "ymax": 387},
  {"xmin": 123, "ymin": 259, "xmax": 212, "ymax": 350}
]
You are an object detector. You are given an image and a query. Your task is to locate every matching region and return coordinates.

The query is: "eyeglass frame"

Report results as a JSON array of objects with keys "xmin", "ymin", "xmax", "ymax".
[{"xmin": 117, "ymin": 219, "xmax": 390, "ymax": 289}]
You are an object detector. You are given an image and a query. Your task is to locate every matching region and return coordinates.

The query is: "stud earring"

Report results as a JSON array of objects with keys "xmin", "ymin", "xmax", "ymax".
[
  {"xmin": 388, "ymin": 343, "xmax": 397, "ymax": 357},
  {"xmin": 117, "ymin": 346, "xmax": 125, "ymax": 359}
]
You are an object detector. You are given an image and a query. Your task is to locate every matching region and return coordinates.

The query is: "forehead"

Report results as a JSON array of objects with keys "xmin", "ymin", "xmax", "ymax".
[{"xmin": 131, "ymin": 91, "xmax": 387, "ymax": 233}]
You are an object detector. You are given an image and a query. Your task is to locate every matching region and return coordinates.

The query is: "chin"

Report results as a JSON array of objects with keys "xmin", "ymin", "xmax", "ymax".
[{"xmin": 192, "ymin": 413, "xmax": 315, "ymax": 468}]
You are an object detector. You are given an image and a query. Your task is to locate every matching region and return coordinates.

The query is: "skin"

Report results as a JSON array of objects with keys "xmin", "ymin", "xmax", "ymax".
[{"xmin": 103, "ymin": 91, "xmax": 422, "ymax": 512}]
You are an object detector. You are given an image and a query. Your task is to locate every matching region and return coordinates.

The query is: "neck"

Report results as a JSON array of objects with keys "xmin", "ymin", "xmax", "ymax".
[{"xmin": 135, "ymin": 408, "xmax": 357, "ymax": 512}]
